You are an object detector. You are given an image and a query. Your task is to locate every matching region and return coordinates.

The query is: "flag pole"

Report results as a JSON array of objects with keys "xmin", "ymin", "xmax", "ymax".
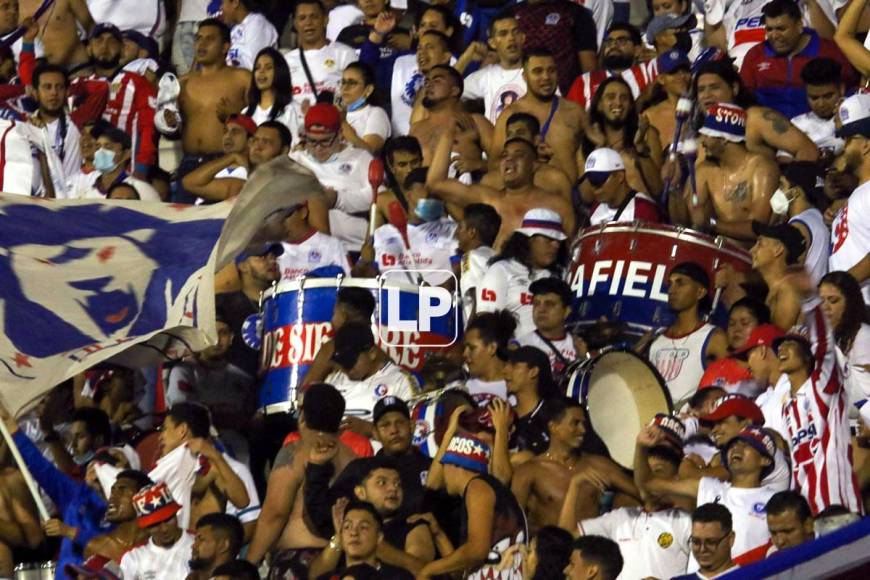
[{"xmin": 0, "ymin": 419, "xmax": 50, "ymax": 521}]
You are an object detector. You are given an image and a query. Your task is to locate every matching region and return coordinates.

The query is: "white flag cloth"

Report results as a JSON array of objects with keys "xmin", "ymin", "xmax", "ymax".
[{"xmin": 0, "ymin": 156, "xmax": 323, "ymax": 416}]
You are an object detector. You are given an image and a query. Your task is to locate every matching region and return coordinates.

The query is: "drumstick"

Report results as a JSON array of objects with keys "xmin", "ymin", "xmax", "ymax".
[
  {"xmin": 367, "ymin": 158, "xmax": 385, "ymax": 238},
  {"xmin": 387, "ymin": 200, "xmax": 422, "ymax": 285},
  {"xmin": 682, "ymin": 139, "xmax": 699, "ymax": 207},
  {"xmin": 661, "ymin": 96, "xmax": 693, "ymax": 205}
]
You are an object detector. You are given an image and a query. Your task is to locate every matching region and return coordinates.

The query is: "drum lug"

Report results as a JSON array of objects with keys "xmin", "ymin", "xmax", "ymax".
[
  {"xmin": 629, "ymin": 239, "xmax": 637, "ymax": 252},
  {"xmin": 670, "ymin": 243, "xmax": 678, "ymax": 260},
  {"xmin": 593, "ymin": 239, "xmax": 602, "ymax": 255},
  {"xmin": 611, "ymin": 301, "xmax": 621, "ymax": 317}
]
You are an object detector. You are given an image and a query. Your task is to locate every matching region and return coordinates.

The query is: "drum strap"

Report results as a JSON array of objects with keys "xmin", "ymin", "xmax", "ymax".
[
  {"xmin": 535, "ymin": 330, "xmax": 573, "ymax": 372},
  {"xmin": 613, "ymin": 191, "xmax": 639, "ymax": 222}
]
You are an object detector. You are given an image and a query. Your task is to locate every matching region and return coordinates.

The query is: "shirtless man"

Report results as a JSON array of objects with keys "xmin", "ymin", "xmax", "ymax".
[
  {"xmin": 748, "ymin": 223, "xmax": 806, "ymax": 330},
  {"xmin": 688, "ymin": 103, "xmax": 780, "ymax": 245},
  {"xmin": 492, "ymin": 49, "xmax": 586, "ymax": 183},
  {"xmin": 428, "ymin": 121, "xmax": 575, "ymax": 249},
  {"xmin": 162, "ymin": 18, "xmax": 250, "ymax": 203},
  {"xmin": 246, "ymin": 384, "xmax": 357, "ymax": 576},
  {"xmin": 693, "ymin": 60, "xmax": 818, "ymax": 162},
  {"xmin": 20, "ymin": 0, "xmax": 93, "ymax": 68},
  {"xmin": 481, "ymin": 112, "xmax": 573, "ymax": 201},
  {"xmin": 409, "ymin": 64, "xmax": 492, "ymax": 166},
  {"xmin": 83, "ymin": 470, "xmax": 152, "ymax": 564},
  {"xmin": 0, "ymin": 437, "xmax": 43, "ymax": 577},
  {"xmin": 511, "ymin": 397, "xmax": 639, "ymax": 533}
]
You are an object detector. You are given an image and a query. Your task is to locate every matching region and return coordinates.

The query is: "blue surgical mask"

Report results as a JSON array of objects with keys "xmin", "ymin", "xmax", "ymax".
[
  {"xmin": 414, "ymin": 198, "xmax": 444, "ymax": 222},
  {"xmin": 94, "ymin": 147, "xmax": 120, "ymax": 173},
  {"xmin": 347, "ymin": 96, "xmax": 367, "ymax": 112},
  {"xmin": 74, "ymin": 449, "xmax": 96, "ymax": 466}
]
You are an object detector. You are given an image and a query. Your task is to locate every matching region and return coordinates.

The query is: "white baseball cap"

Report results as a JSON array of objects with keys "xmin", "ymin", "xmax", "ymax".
[
  {"xmin": 516, "ymin": 208, "xmax": 568, "ymax": 241},
  {"xmin": 583, "ymin": 148, "xmax": 625, "ymax": 185},
  {"xmin": 836, "ymin": 92, "xmax": 870, "ymax": 138}
]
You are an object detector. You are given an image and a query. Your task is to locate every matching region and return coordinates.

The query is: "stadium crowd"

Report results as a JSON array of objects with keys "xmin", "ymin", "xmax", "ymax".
[{"xmin": 1, "ymin": 0, "xmax": 870, "ymax": 577}]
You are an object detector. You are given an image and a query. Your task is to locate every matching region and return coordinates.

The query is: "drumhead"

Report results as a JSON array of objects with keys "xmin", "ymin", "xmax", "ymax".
[
  {"xmin": 262, "ymin": 276, "xmax": 426, "ymax": 302},
  {"xmin": 567, "ymin": 350, "xmax": 672, "ymax": 469}
]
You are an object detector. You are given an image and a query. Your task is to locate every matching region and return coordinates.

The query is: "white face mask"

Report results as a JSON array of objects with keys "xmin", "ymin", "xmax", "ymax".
[{"xmin": 770, "ymin": 188, "xmax": 793, "ymax": 215}]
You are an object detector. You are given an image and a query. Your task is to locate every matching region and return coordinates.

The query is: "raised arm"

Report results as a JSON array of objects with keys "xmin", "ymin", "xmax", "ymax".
[
  {"xmin": 180, "ymin": 153, "xmax": 247, "ymax": 202},
  {"xmin": 835, "ymin": 0, "xmax": 870, "ymax": 75},
  {"xmin": 426, "ymin": 121, "xmax": 484, "ymax": 208}
]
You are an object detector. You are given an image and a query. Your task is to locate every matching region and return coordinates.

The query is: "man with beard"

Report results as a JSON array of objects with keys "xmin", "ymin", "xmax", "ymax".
[
  {"xmin": 159, "ymin": 18, "xmax": 251, "ymax": 203},
  {"xmin": 687, "ymin": 103, "xmax": 780, "ymax": 246},
  {"xmin": 492, "ymin": 49, "xmax": 586, "ymax": 183},
  {"xmin": 829, "ymin": 93, "xmax": 870, "ymax": 302},
  {"xmin": 648, "ymin": 262, "xmax": 729, "ymax": 407},
  {"xmin": 28, "ymin": 63, "xmax": 81, "ymax": 183},
  {"xmin": 428, "ymin": 124, "xmax": 575, "ymax": 249},
  {"xmin": 187, "ymin": 513, "xmax": 244, "ymax": 579},
  {"xmin": 580, "ymin": 76, "xmax": 664, "ymax": 199},
  {"xmin": 83, "ymin": 23, "xmax": 157, "ymax": 178},
  {"xmin": 566, "ymin": 23, "xmax": 659, "ymax": 110},
  {"xmin": 511, "ymin": 397, "xmax": 639, "ymax": 533},
  {"xmin": 409, "ymin": 64, "xmax": 492, "ymax": 166}
]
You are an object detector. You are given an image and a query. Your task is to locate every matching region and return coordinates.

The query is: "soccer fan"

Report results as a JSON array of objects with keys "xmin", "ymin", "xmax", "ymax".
[
  {"xmin": 645, "ymin": 11, "xmax": 702, "ymax": 60},
  {"xmin": 513, "ymin": 397, "xmax": 639, "ymax": 533},
  {"xmin": 746, "ymin": 223, "xmax": 808, "ymax": 331},
  {"xmin": 375, "ymin": 136, "xmax": 423, "ymax": 224},
  {"xmin": 766, "ymin": 491, "xmax": 815, "ymax": 552},
  {"xmin": 515, "ymin": 277, "xmax": 580, "ymax": 378},
  {"xmin": 463, "ymin": 310, "xmax": 516, "ymax": 400},
  {"xmin": 243, "ymin": 47, "xmax": 301, "ymax": 133},
  {"xmin": 283, "ymin": 0, "xmax": 357, "ymax": 106},
  {"xmin": 120, "ymin": 482, "xmax": 194, "ymax": 579},
  {"xmin": 648, "ymin": 262, "xmax": 729, "ymax": 407},
  {"xmin": 790, "ymin": 58, "xmax": 846, "ymax": 160},
  {"xmin": 180, "ymin": 113, "xmax": 254, "ymax": 203},
  {"xmin": 457, "ymin": 203, "xmax": 501, "ymax": 323},
  {"xmin": 582, "ymin": 147, "xmax": 663, "ymax": 225},
  {"xmin": 834, "ymin": 0, "xmax": 870, "ymax": 76},
  {"xmin": 221, "ymin": 0, "xmax": 278, "ymax": 70},
  {"xmin": 188, "ymin": 513, "xmax": 245, "ymax": 579},
  {"xmin": 641, "ymin": 49, "xmax": 691, "ymax": 151},
  {"xmin": 563, "ymin": 535, "xmax": 624, "ymax": 580},
  {"xmin": 829, "ymin": 93, "xmax": 870, "ymax": 303},
  {"xmin": 504, "ymin": 346, "xmax": 559, "ymax": 451},
  {"xmin": 28, "ymin": 63, "xmax": 81, "ymax": 183},
  {"xmin": 339, "ymin": 62, "xmax": 391, "ymax": 155},
  {"xmin": 120, "ymin": 30, "xmax": 159, "ymax": 81},
  {"xmin": 671, "ymin": 503, "xmax": 739, "ymax": 579},
  {"xmin": 16, "ymin": 0, "xmax": 90, "ymax": 69},
  {"xmin": 278, "ymin": 202, "xmax": 352, "ymax": 280},
  {"xmin": 740, "ymin": 0, "xmax": 854, "ymax": 120}
]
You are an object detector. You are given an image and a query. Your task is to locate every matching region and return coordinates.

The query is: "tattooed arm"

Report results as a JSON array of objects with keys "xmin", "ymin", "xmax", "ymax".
[{"xmin": 754, "ymin": 108, "xmax": 819, "ymax": 162}]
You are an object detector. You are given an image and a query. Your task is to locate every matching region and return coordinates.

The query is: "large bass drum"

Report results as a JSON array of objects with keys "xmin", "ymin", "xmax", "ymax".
[
  {"xmin": 566, "ymin": 349, "xmax": 672, "ymax": 469},
  {"xmin": 568, "ymin": 223, "xmax": 752, "ymax": 338}
]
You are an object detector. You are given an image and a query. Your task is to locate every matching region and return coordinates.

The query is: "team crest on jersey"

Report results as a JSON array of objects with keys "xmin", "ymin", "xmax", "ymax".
[
  {"xmin": 654, "ymin": 348, "xmax": 690, "ymax": 381},
  {"xmin": 752, "ymin": 502, "xmax": 766, "ymax": 515},
  {"xmin": 339, "ymin": 163, "xmax": 352, "ymax": 174},
  {"xmin": 403, "ymin": 72, "xmax": 424, "ymax": 106},
  {"xmin": 426, "ymin": 231, "xmax": 438, "ymax": 242},
  {"xmin": 545, "ymin": 12, "xmax": 560, "ymax": 25},
  {"xmin": 324, "ymin": 58, "xmax": 336, "ymax": 70},
  {"xmin": 657, "ymin": 532, "xmax": 673, "ymax": 548},
  {"xmin": 374, "ymin": 384, "xmax": 389, "ymax": 397},
  {"xmin": 308, "ymin": 250, "xmax": 321, "ymax": 263},
  {"xmin": 414, "ymin": 419, "xmax": 431, "ymax": 440}
]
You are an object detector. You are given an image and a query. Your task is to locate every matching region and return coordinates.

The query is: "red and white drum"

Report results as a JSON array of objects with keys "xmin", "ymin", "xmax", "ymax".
[{"xmin": 568, "ymin": 223, "xmax": 752, "ymax": 336}]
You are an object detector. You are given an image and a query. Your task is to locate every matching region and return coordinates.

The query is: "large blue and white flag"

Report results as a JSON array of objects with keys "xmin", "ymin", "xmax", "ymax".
[{"xmin": 0, "ymin": 156, "xmax": 323, "ymax": 415}]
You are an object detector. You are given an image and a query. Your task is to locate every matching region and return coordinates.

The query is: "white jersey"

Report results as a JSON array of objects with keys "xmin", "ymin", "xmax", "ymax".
[
  {"xmin": 588, "ymin": 191, "xmax": 660, "ymax": 226},
  {"xmin": 462, "ymin": 64, "xmax": 528, "ymax": 125},
  {"xmin": 649, "ymin": 323, "xmax": 718, "ymax": 407},
  {"xmin": 756, "ymin": 374, "xmax": 790, "ymax": 441},
  {"xmin": 692, "ymin": 477, "xmax": 776, "ymax": 568},
  {"xmin": 465, "ymin": 378, "xmax": 509, "ymax": 401},
  {"xmin": 64, "ymin": 171, "xmax": 161, "ymax": 201},
  {"xmin": 284, "ymin": 42, "xmax": 358, "ymax": 106},
  {"xmin": 228, "ymin": 12, "xmax": 278, "ymax": 69},
  {"xmin": 580, "ymin": 507, "xmax": 692, "ymax": 580},
  {"xmin": 477, "ymin": 259, "xmax": 552, "ymax": 338},
  {"xmin": 148, "ymin": 444, "xmax": 198, "ymax": 530},
  {"xmin": 326, "ymin": 4, "xmax": 364, "ymax": 41},
  {"xmin": 88, "ymin": 0, "xmax": 167, "ymax": 46},
  {"xmin": 224, "ymin": 453, "xmax": 261, "ymax": 524},
  {"xmin": 290, "ymin": 145, "xmax": 374, "ymax": 252},
  {"xmin": 278, "ymin": 230, "xmax": 352, "ymax": 280},
  {"xmin": 374, "ymin": 218, "xmax": 458, "ymax": 286},
  {"xmin": 830, "ymin": 181, "xmax": 870, "ymax": 303},
  {"xmin": 119, "ymin": 533, "xmax": 193, "ymax": 580},
  {"xmin": 789, "ymin": 207, "xmax": 828, "ymax": 287},
  {"xmin": 782, "ymin": 304, "xmax": 862, "ymax": 514},
  {"xmin": 460, "ymin": 246, "xmax": 496, "ymax": 326},
  {"xmin": 791, "ymin": 111, "xmax": 844, "ymax": 157},
  {"xmin": 33, "ymin": 114, "xmax": 81, "ymax": 184},
  {"xmin": 326, "ymin": 361, "xmax": 419, "ymax": 420},
  {"xmin": 516, "ymin": 330, "xmax": 578, "ymax": 375},
  {"xmin": 837, "ymin": 323, "xmax": 870, "ymax": 425},
  {"xmin": 346, "ymin": 104, "xmax": 392, "ymax": 142}
]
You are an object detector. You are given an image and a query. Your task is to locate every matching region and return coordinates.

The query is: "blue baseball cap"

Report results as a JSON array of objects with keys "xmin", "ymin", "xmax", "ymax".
[
  {"xmin": 658, "ymin": 48, "xmax": 690, "ymax": 74},
  {"xmin": 234, "ymin": 242, "xmax": 284, "ymax": 265}
]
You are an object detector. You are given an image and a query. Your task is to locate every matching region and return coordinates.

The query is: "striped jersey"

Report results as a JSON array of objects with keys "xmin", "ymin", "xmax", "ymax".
[
  {"xmin": 101, "ymin": 70, "xmax": 158, "ymax": 171},
  {"xmin": 566, "ymin": 60, "xmax": 659, "ymax": 110},
  {"xmin": 782, "ymin": 304, "xmax": 863, "ymax": 515}
]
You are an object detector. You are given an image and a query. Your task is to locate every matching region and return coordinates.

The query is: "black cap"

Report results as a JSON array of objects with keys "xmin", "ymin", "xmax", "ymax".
[
  {"xmin": 372, "ymin": 396, "xmax": 410, "ymax": 424},
  {"xmin": 332, "ymin": 321, "xmax": 375, "ymax": 370},
  {"xmin": 90, "ymin": 22, "xmax": 122, "ymax": 42},
  {"xmin": 772, "ymin": 334, "xmax": 815, "ymax": 371},
  {"xmin": 95, "ymin": 125, "xmax": 132, "ymax": 150},
  {"xmin": 752, "ymin": 222, "xmax": 807, "ymax": 265},
  {"xmin": 122, "ymin": 29, "xmax": 159, "ymax": 60},
  {"xmin": 235, "ymin": 242, "xmax": 284, "ymax": 265},
  {"xmin": 670, "ymin": 261, "xmax": 710, "ymax": 290}
]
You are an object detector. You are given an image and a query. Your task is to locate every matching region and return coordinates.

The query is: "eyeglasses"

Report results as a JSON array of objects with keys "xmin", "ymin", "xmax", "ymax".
[
  {"xmin": 690, "ymin": 534, "xmax": 730, "ymax": 550},
  {"xmin": 603, "ymin": 36, "xmax": 634, "ymax": 46},
  {"xmin": 307, "ymin": 134, "xmax": 337, "ymax": 148}
]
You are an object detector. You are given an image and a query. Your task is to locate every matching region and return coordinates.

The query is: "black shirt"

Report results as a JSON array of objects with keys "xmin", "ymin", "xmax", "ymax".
[{"xmin": 216, "ymin": 291, "xmax": 260, "ymax": 378}]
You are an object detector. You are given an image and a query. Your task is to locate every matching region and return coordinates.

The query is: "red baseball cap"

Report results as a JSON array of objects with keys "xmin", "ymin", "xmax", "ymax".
[
  {"xmin": 732, "ymin": 324, "xmax": 785, "ymax": 360},
  {"xmin": 304, "ymin": 103, "xmax": 341, "ymax": 133},
  {"xmin": 701, "ymin": 394, "xmax": 765, "ymax": 425},
  {"xmin": 226, "ymin": 114, "xmax": 257, "ymax": 136}
]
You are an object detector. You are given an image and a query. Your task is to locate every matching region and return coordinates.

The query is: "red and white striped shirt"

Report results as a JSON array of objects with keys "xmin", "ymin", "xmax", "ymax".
[
  {"xmin": 782, "ymin": 305, "xmax": 863, "ymax": 515},
  {"xmin": 566, "ymin": 60, "xmax": 659, "ymax": 110},
  {"xmin": 101, "ymin": 71, "xmax": 158, "ymax": 171}
]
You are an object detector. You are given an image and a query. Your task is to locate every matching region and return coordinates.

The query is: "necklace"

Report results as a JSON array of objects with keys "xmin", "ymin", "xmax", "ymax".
[{"xmin": 543, "ymin": 451, "xmax": 577, "ymax": 471}]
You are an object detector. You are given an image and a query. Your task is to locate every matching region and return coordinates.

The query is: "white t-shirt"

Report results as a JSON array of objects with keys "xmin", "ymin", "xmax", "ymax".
[
  {"xmin": 837, "ymin": 324, "xmax": 870, "ymax": 425},
  {"xmin": 580, "ymin": 507, "xmax": 692, "ymax": 580},
  {"xmin": 756, "ymin": 374, "xmax": 790, "ymax": 441},
  {"xmin": 830, "ymin": 181, "xmax": 870, "ymax": 303},
  {"xmin": 278, "ymin": 230, "xmax": 352, "ymax": 280},
  {"xmin": 148, "ymin": 444, "xmax": 198, "ymax": 530},
  {"xmin": 477, "ymin": 259, "xmax": 552, "ymax": 338},
  {"xmin": 346, "ymin": 104, "xmax": 392, "ymax": 142},
  {"xmin": 326, "ymin": 4, "xmax": 364, "ymax": 42},
  {"xmin": 465, "ymin": 378, "xmax": 509, "ymax": 401},
  {"xmin": 289, "ymin": 145, "xmax": 375, "ymax": 252},
  {"xmin": 228, "ymin": 12, "xmax": 278, "ymax": 70},
  {"xmin": 462, "ymin": 64, "xmax": 527, "ymax": 125},
  {"xmin": 374, "ymin": 218, "xmax": 458, "ymax": 286},
  {"xmin": 88, "ymin": 0, "xmax": 167, "ymax": 47},
  {"xmin": 120, "ymin": 533, "xmax": 194, "ymax": 580},
  {"xmin": 284, "ymin": 42, "xmax": 358, "ymax": 106},
  {"xmin": 34, "ymin": 115, "xmax": 81, "ymax": 184},
  {"xmin": 224, "ymin": 453, "xmax": 261, "ymax": 524},
  {"xmin": 64, "ymin": 171, "xmax": 162, "ymax": 201},
  {"xmin": 460, "ymin": 246, "xmax": 496, "ymax": 326},
  {"xmin": 691, "ymin": 478, "xmax": 776, "ymax": 568},
  {"xmin": 516, "ymin": 330, "xmax": 578, "ymax": 374},
  {"xmin": 791, "ymin": 111, "xmax": 844, "ymax": 157},
  {"xmin": 326, "ymin": 361, "xmax": 419, "ymax": 420},
  {"xmin": 789, "ymin": 207, "xmax": 829, "ymax": 287},
  {"xmin": 178, "ymin": 0, "xmax": 209, "ymax": 23}
]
